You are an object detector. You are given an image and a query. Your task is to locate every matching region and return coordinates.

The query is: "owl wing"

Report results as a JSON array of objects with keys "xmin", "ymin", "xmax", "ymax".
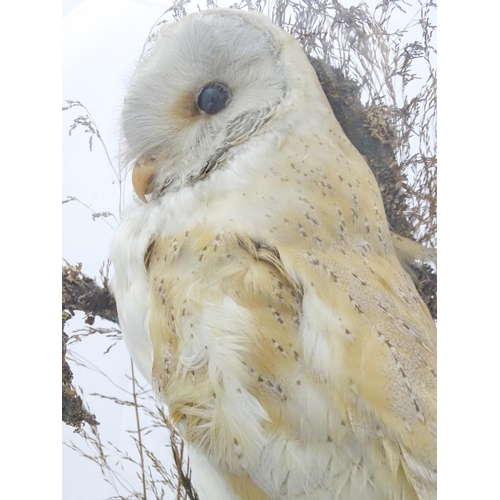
[
  {"xmin": 146, "ymin": 230, "xmax": 309, "ymax": 499},
  {"xmin": 276, "ymin": 242, "xmax": 437, "ymax": 500},
  {"xmin": 145, "ymin": 223, "xmax": 436, "ymax": 500}
]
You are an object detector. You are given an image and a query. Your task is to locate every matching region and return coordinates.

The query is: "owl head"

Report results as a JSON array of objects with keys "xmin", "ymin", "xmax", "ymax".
[{"xmin": 121, "ymin": 9, "xmax": 325, "ymax": 202}]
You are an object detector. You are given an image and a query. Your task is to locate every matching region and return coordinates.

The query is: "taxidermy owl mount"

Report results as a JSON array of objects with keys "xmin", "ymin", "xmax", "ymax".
[{"xmin": 111, "ymin": 8, "xmax": 436, "ymax": 500}]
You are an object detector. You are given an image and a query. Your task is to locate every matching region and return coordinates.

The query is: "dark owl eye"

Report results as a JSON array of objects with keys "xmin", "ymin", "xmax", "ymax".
[{"xmin": 197, "ymin": 83, "xmax": 230, "ymax": 115}]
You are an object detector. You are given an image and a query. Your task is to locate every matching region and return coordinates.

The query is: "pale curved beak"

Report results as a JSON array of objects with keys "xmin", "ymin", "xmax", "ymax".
[{"xmin": 132, "ymin": 158, "xmax": 156, "ymax": 203}]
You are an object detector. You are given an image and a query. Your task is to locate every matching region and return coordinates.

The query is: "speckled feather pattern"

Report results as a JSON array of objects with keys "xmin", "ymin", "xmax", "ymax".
[{"xmin": 111, "ymin": 9, "xmax": 436, "ymax": 500}]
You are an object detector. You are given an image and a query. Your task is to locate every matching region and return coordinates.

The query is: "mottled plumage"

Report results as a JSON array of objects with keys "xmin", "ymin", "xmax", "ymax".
[{"xmin": 111, "ymin": 9, "xmax": 436, "ymax": 500}]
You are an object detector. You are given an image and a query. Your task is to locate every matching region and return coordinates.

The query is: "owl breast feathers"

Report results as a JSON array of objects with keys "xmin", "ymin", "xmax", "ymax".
[{"xmin": 111, "ymin": 8, "xmax": 436, "ymax": 500}]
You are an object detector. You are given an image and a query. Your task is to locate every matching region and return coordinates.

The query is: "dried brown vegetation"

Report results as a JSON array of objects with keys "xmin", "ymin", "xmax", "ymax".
[{"xmin": 63, "ymin": 0, "xmax": 436, "ymax": 498}]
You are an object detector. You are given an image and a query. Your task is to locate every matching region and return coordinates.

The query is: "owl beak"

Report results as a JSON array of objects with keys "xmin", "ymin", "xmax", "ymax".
[{"xmin": 132, "ymin": 158, "xmax": 156, "ymax": 203}]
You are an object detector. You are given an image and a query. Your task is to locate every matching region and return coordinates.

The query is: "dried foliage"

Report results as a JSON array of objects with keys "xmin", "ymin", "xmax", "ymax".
[
  {"xmin": 65, "ymin": 369, "xmax": 199, "ymax": 500},
  {"xmin": 62, "ymin": 310, "xmax": 99, "ymax": 429},
  {"xmin": 62, "ymin": 100, "xmax": 117, "ymax": 173},
  {"xmin": 62, "ymin": 262, "xmax": 116, "ymax": 429},
  {"xmin": 62, "ymin": 262, "xmax": 118, "ymax": 325},
  {"xmin": 63, "ymin": 0, "xmax": 436, "ymax": 498}
]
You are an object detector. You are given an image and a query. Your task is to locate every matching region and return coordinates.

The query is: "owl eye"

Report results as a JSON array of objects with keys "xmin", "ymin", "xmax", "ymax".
[{"xmin": 197, "ymin": 83, "xmax": 230, "ymax": 115}]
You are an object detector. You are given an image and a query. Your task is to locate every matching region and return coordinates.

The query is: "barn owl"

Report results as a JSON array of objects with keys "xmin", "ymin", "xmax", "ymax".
[{"xmin": 111, "ymin": 8, "xmax": 436, "ymax": 500}]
